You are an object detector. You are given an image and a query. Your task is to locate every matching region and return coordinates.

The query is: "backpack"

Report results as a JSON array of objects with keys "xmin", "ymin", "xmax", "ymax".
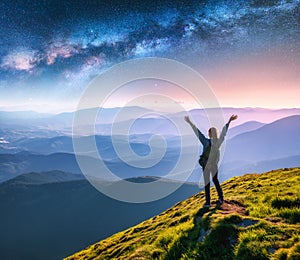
[{"xmin": 198, "ymin": 140, "xmax": 219, "ymax": 168}]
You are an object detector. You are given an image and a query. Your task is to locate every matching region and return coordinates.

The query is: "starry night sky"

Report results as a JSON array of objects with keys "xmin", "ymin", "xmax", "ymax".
[{"xmin": 0, "ymin": 0, "xmax": 299, "ymax": 111}]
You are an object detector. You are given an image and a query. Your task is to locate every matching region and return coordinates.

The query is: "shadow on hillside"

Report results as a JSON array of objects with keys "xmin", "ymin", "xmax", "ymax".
[{"xmin": 164, "ymin": 200, "xmax": 247, "ymax": 259}]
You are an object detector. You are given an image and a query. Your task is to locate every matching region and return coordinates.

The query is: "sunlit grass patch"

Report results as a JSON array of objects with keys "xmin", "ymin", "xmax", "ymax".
[
  {"xmin": 278, "ymin": 208, "xmax": 300, "ymax": 224},
  {"xmin": 65, "ymin": 168, "xmax": 300, "ymax": 260},
  {"xmin": 273, "ymin": 241, "xmax": 300, "ymax": 260},
  {"xmin": 271, "ymin": 197, "xmax": 300, "ymax": 209}
]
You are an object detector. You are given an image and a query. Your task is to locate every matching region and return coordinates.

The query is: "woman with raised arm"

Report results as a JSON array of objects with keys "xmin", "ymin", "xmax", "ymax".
[{"xmin": 184, "ymin": 114, "xmax": 238, "ymax": 207}]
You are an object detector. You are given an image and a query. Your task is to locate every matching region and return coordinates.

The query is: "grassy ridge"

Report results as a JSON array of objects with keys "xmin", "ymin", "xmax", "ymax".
[{"xmin": 66, "ymin": 168, "xmax": 300, "ymax": 259}]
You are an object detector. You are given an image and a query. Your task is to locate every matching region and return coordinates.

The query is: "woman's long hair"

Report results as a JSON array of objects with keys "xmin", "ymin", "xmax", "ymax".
[
  {"xmin": 209, "ymin": 127, "xmax": 220, "ymax": 148},
  {"xmin": 209, "ymin": 127, "xmax": 218, "ymax": 140}
]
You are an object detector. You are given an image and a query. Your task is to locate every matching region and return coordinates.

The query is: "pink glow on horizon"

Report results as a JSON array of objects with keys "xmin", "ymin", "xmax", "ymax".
[{"xmin": 202, "ymin": 51, "xmax": 300, "ymax": 108}]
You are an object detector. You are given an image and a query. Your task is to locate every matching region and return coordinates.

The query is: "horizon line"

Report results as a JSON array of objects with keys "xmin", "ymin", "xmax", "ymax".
[{"xmin": 1, "ymin": 106, "xmax": 300, "ymax": 115}]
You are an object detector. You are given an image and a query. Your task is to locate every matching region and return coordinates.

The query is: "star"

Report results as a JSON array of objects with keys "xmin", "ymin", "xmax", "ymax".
[{"xmin": 0, "ymin": 0, "xmax": 299, "ymax": 110}]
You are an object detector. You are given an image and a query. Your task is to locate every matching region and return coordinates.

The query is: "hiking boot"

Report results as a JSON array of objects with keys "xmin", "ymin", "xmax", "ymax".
[{"xmin": 217, "ymin": 198, "xmax": 224, "ymax": 205}]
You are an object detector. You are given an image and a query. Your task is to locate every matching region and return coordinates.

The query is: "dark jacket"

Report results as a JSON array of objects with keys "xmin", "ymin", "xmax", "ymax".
[{"xmin": 190, "ymin": 123, "xmax": 229, "ymax": 166}]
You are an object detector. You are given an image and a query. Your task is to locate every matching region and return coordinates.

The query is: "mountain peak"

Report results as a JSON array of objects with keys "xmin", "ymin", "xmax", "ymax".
[{"xmin": 66, "ymin": 167, "xmax": 300, "ymax": 260}]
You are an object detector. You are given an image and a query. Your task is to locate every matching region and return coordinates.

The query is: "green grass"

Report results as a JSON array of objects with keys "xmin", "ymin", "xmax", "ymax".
[{"xmin": 65, "ymin": 167, "xmax": 300, "ymax": 260}]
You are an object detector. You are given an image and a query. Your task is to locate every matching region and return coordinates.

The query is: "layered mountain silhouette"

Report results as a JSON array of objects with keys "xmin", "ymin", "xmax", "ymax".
[
  {"xmin": 1, "ymin": 107, "xmax": 299, "ymax": 140},
  {"xmin": 1, "ymin": 115, "xmax": 299, "ymax": 184},
  {"xmin": 0, "ymin": 152, "xmax": 97, "ymax": 183},
  {"xmin": 224, "ymin": 115, "xmax": 300, "ymax": 162},
  {"xmin": 0, "ymin": 172, "xmax": 200, "ymax": 260},
  {"xmin": 226, "ymin": 120, "xmax": 264, "ymax": 139}
]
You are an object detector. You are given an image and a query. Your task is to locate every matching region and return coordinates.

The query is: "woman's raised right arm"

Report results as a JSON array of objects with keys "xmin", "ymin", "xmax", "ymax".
[{"xmin": 184, "ymin": 116, "xmax": 206, "ymax": 145}]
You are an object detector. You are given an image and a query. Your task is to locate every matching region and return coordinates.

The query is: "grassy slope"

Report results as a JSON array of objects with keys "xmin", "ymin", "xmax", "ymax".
[{"xmin": 66, "ymin": 168, "xmax": 300, "ymax": 260}]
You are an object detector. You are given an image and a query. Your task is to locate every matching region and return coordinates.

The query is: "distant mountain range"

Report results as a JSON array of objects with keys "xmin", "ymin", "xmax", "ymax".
[
  {"xmin": 0, "ymin": 107, "xmax": 299, "ymax": 139},
  {"xmin": 0, "ymin": 152, "xmax": 87, "ymax": 182},
  {"xmin": 224, "ymin": 115, "xmax": 300, "ymax": 162},
  {"xmin": 0, "ymin": 148, "xmax": 187, "ymax": 183},
  {"xmin": 1, "ymin": 114, "xmax": 298, "ymax": 161},
  {"xmin": 226, "ymin": 120, "xmax": 265, "ymax": 139},
  {"xmin": 4, "ymin": 170, "xmax": 85, "ymax": 185},
  {"xmin": 0, "ymin": 114, "xmax": 299, "ymax": 183},
  {"xmin": 0, "ymin": 171, "xmax": 200, "ymax": 260},
  {"xmin": 219, "ymin": 155, "xmax": 300, "ymax": 181}
]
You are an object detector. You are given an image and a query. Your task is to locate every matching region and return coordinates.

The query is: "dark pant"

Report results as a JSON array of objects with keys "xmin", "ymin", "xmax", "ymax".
[{"xmin": 202, "ymin": 164, "xmax": 223, "ymax": 205}]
